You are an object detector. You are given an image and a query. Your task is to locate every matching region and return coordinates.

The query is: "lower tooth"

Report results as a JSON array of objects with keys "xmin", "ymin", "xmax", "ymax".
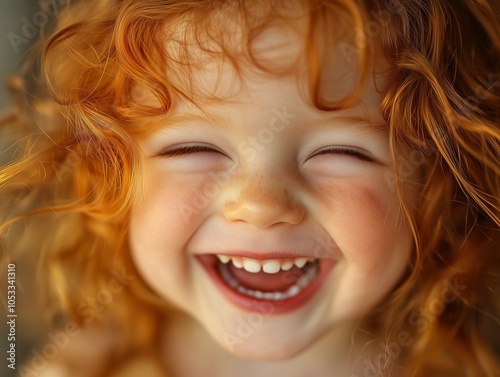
[
  {"xmin": 286, "ymin": 285, "xmax": 300, "ymax": 297},
  {"xmin": 237, "ymin": 286, "xmax": 250, "ymax": 295},
  {"xmin": 298, "ymin": 274, "xmax": 312, "ymax": 288},
  {"xmin": 273, "ymin": 292, "xmax": 285, "ymax": 300}
]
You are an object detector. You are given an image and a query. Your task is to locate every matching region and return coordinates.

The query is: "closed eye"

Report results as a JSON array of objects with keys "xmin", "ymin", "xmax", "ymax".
[
  {"xmin": 312, "ymin": 147, "xmax": 375, "ymax": 162},
  {"xmin": 160, "ymin": 144, "xmax": 223, "ymax": 158}
]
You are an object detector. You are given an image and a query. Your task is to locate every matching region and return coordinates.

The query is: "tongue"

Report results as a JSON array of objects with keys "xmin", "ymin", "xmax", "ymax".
[{"xmin": 228, "ymin": 263, "xmax": 307, "ymax": 292}]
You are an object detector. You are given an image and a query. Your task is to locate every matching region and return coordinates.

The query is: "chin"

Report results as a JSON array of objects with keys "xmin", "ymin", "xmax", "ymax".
[{"xmin": 214, "ymin": 330, "xmax": 317, "ymax": 361}]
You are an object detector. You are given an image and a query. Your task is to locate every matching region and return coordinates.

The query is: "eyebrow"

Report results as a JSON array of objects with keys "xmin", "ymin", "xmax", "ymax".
[
  {"xmin": 309, "ymin": 115, "xmax": 389, "ymax": 140},
  {"xmin": 161, "ymin": 112, "xmax": 388, "ymax": 138},
  {"xmin": 161, "ymin": 112, "xmax": 232, "ymax": 133}
]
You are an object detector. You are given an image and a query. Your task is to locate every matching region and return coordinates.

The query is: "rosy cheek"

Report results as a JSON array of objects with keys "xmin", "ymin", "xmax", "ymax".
[
  {"xmin": 314, "ymin": 179, "xmax": 404, "ymax": 268},
  {"xmin": 131, "ymin": 169, "xmax": 222, "ymax": 251}
]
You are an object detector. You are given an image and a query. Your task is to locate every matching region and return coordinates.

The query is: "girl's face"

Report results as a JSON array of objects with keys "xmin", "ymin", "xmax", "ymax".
[{"xmin": 129, "ymin": 22, "xmax": 415, "ymax": 360}]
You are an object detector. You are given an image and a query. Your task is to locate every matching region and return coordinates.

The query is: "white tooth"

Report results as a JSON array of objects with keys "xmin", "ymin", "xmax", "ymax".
[
  {"xmin": 237, "ymin": 286, "xmax": 250, "ymax": 294},
  {"xmin": 231, "ymin": 258, "xmax": 243, "ymax": 268},
  {"xmin": 298, "ymin": 276, "xmax": 311, "ymax": 288},
  {"xmin": 272, "ymin": 292, "xmax": 285, "ymax": 300},
  {"xmin": 217, "ymin": 255, "xmax": 230, "ymax": 264},
  {"xmin": 286, "ymin": 285, "xmax": 300, "ymax": 297},
  {"xmin": 294, "ymin": 258, "xmax": 307, "ymax": 268},
  {"xmin": 254, "ymin": 290, "xmax": 264, "ymax": 299},
  {"xmin": 280, "ymin": 261, "xmax": 294, "ymax": 271},
  {"xmin": 262, "ymin": 260, "xmax": 280, "ymax": 274},
  {"xmin": 242, "ymin": 259, "xmax": 261, "ymax": 273},
  {"xmin": 263, "ymin": 292, "xmax": 275, "ymax": 300}
]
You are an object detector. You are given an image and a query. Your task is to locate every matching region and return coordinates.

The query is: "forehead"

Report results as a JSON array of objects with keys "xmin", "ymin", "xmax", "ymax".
[
  {"xmin": 161, "ymin": 8, "xmax": 305, "ymax": 97},
  {"xmin": 131, "ymin": 1, "xmax": 389, "ymax": 123}
]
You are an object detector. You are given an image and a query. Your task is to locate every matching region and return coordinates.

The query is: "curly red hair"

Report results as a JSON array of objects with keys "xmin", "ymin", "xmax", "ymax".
[{"xmin": 1, "ymin": 0, "xmax": 499, "ymax": 375}]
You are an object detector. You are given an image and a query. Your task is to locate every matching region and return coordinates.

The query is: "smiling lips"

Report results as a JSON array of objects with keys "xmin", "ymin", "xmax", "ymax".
[
  {"xmin": 197, "ymin": 253, "xmax": 336, "ymax": 314},
  {"xmin": 218, "ymin": 258, "xmax": 319, "ymax": 300}
]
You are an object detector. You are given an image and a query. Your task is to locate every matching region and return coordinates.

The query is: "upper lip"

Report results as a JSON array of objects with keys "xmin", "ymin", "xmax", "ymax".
[
  {"xmin": 189, "ymin": 224, "xmax": 339, "ymax": 260},
  {"xmin": 196, "ymin": 250, "xmax": 334, "ymax": 260}
]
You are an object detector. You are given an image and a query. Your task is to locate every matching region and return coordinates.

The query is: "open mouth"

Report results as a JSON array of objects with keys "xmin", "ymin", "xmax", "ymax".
[{"xmin": 197, "ymin": 254, "xmax": 336, "ymax": 314}]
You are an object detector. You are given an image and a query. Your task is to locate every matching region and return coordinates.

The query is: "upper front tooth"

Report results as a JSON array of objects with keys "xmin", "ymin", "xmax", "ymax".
[
  {"xmin": 217, "ymin": 255, "xmax": 230, "ymax": 264},
  {"xmin": 232, "ymin": 258, "xmax": 243, "ymax": 268},
  {"xmin": 262, "ymin": 260, "xmax": 281, "ymax": 274},
  {"xmin": 294, "ymin": 258, "xmax": 307, "ymax": 268},
  {"xmin": 224, "ymin": 255, "xmax": 314, "ymax": 272},
  {"xmin": 242, "ymin": 259, "xmax": 261, "ymax": 273}
]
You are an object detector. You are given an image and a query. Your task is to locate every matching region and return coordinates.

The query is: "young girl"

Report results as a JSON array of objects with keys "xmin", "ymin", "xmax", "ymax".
[{"xmin": 1, "ymin": 0, "xmax": 499, "ymax": 376}]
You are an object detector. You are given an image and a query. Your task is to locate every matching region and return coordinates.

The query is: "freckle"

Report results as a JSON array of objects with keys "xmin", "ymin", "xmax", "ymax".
[{"xmin": 225, "ymin": 200, "xmax": 237, "ymax": 211}]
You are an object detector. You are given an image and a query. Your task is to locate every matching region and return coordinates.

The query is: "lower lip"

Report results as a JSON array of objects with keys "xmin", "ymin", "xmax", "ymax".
[{"xmin": 197, "ymin": 255, "xmax": 336, "ymax": 315}]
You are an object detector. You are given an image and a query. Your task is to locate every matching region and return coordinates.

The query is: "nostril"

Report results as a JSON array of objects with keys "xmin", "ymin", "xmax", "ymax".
[{"xmin": 223, "ymin": 196, "xmax": 305, "ymax": 228}]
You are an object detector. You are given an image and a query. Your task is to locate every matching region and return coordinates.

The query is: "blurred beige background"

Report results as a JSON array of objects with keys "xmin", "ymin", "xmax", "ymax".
[
  {"xmin": 1, "ymin": 1, "xmax": 48, "ymax": 376},
  {"xmin": 0, "ymin": 0, "xmax": 39, "ymax": 110}
]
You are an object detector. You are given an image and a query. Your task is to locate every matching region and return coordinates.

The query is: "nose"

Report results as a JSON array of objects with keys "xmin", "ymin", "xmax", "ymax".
[{"xmin": 223, "ymin": 171, "xmax": 306, "ymax": 229}]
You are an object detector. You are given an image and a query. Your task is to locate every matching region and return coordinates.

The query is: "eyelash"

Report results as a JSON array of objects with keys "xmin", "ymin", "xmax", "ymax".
[
  {"xmin": 312, "ymin": 147, "xmax": 373, "ymax": 162},
  {"xmin": 161, "ymin": 145, "xmax": 373, "ymax": 162},
  {"xmin": 161, "ymin": 145, "xmax": 223, "ymax": 158}
]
